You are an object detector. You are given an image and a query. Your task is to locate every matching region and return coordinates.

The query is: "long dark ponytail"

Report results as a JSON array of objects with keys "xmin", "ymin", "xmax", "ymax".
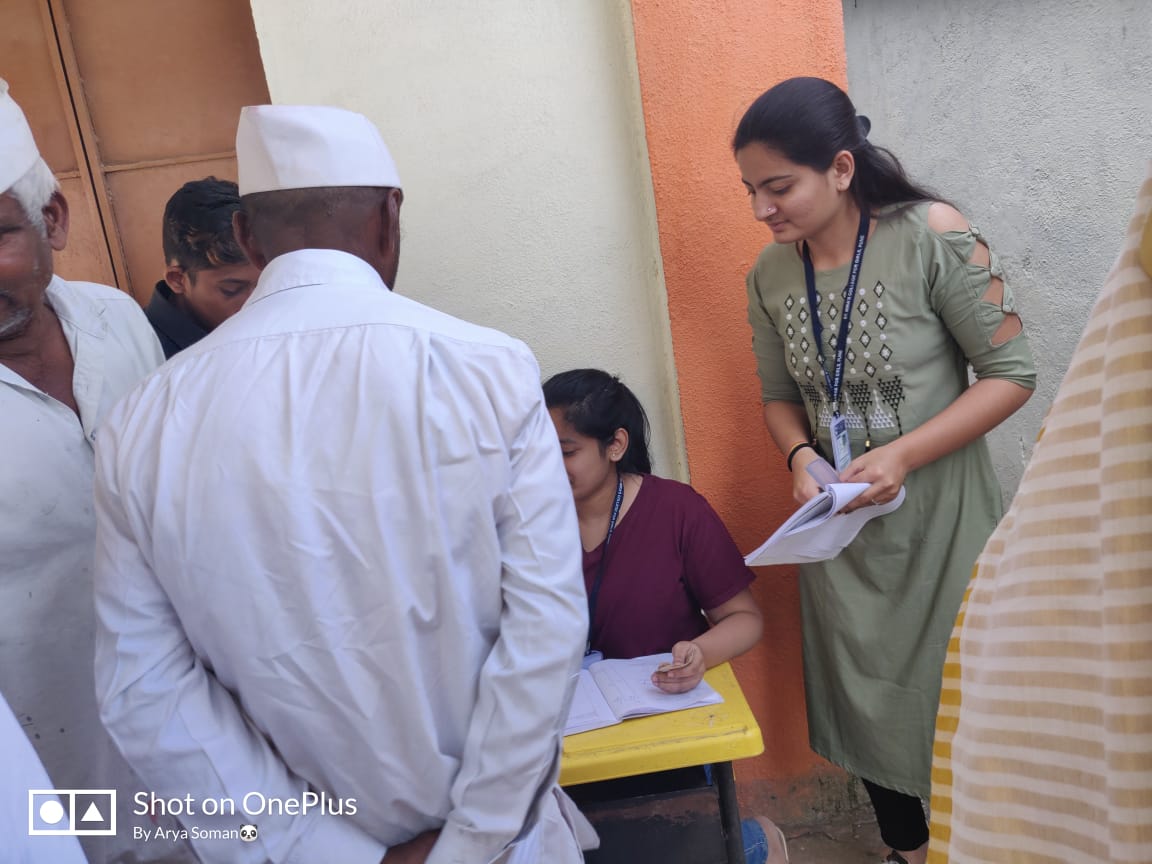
[
  {"xmin": 542, "ymin": 369, "xmax": 653, "ymax": 475},
  {"xmin": 732, "ymin": 77, "xmax": 940, "ymax": 212}
]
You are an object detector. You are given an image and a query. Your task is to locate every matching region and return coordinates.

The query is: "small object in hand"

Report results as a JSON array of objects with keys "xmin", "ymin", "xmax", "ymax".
[
  {"xmin": 656, "ymin": 659, "xmax": 690, "ymax": 673},
  {"xmin": 804, "ymin": 456, "xmax": 840, "ymax": 489}
]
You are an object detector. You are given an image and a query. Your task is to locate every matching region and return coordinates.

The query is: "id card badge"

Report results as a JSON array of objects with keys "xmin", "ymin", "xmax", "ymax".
[
  {"xmin": 805, "ymin": 455, "xmax": 841, "ymax": 489},
  {"xmin": 830, "ymin": 413, "xmax": 852, "ymax": 473}
]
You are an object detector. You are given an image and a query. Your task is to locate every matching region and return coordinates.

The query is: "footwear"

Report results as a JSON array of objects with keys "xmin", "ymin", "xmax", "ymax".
[{"xmin": 883, "ymin": 842, "xmax": 927, "ymax": 864}]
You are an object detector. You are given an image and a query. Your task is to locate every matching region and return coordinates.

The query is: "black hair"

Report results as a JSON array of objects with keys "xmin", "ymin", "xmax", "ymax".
[
  {"xmin": 732, "ymin": 77, "xmax": 940, "ymax": 212},
  {"xmin": 162, "ymin": 177, "xmax": 247, "ymax": 274},
  {"xmin": 543, "ymin": 369, "xmax": 652, "ymax": 475}
]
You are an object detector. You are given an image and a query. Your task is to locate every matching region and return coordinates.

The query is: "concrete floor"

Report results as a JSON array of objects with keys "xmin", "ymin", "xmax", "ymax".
[{"xmin": 781, "ymin": 806, "xmax": 885, "ymax": 863}]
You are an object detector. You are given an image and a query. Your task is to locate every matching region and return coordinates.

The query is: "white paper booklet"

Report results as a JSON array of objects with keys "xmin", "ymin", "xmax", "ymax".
[
  {"xmin": 743, "ymin": 482, "xmax": 905, "ymax": 567},
  {"xmin": 563, "ymin": 653, "xmax": 724, "ymax": 736}
]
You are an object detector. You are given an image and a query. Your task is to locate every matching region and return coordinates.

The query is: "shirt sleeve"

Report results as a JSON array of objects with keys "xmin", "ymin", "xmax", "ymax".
[
  {"xmin": 680, "ymin": 487, "xmax": 755, "ymax": 612},
  {"xmin": 746, "ymin": 261, "xmax": 805, "ymax": 404},
  {"xmin": 92, "ymin": 404, "xmax": 386, "ymax": 864},
  {"xmin": 107, "ymin": 292, "xmax": 167, "ymax": 373},
  {"xmin": 924, "ymin": 223, "xmax": 1037, "ymax": 389},
  {"xmin": 427, "ymin": 349, "xmax": 588, "ymax": 864}
]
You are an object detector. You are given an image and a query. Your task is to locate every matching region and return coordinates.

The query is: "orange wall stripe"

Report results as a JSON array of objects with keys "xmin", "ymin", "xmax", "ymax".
[{"xmin": 628, "ymin": 0, "xmax": 848, "ymax": 783}]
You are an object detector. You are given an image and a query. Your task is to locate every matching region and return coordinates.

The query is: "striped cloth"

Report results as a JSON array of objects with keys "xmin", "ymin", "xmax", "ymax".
[{"xmin": 928, "ymin": 163, "xmax": 1152, "ymax": 863}]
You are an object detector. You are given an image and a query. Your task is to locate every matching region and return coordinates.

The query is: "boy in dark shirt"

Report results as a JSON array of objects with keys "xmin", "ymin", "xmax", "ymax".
[{"xmin": 145, "ymin": 177, "xmax": 258, "ymax": 357}]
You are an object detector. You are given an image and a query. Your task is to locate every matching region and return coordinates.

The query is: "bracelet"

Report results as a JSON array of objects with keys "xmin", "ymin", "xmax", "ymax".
[{"xmin": 786, "ymin": 441, "xmax": 816, "ymax": 472}]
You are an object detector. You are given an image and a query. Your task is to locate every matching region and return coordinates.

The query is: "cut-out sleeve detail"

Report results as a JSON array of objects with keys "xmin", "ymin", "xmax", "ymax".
[
  {"xmin": 746, "ymin": 264, "xmax": 804, "ymax": 404},
  {"xmin": 925, "ymin": 222, "xmax": 1036, "ymax": 389}
]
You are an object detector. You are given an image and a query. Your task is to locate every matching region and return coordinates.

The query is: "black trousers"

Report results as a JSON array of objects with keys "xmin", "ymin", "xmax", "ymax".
[{"xmin": 862, "ymin": 778, "xmax": 929, "ymax": 852}]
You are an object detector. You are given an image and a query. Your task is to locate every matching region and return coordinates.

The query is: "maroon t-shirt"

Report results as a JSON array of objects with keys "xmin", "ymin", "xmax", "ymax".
[{"xmin": 584, "ymin": 474, "xmax": 755, "ymax": 660}]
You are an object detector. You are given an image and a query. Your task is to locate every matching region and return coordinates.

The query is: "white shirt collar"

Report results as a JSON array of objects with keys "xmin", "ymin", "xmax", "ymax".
[{"xmin": 247, "ymin": 249, "xmax": 390, "ymax": 307}]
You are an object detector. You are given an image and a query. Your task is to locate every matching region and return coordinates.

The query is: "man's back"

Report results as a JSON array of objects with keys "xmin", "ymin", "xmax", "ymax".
[{"xmin": 94, "ymin": 250, "xmax": 589, "ymax": 862}]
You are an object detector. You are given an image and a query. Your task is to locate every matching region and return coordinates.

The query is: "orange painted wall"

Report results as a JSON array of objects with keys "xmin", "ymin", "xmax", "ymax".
[{"xmin": 628, "ymin": 0, "xmax": 849, "ymax": 804}]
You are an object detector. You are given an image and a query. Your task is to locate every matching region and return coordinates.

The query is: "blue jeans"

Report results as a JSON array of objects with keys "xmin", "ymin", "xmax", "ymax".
[
  {"xmin": 701, "ymin": 766, "xmax": 773, "ymax": 863},
  {"xmin": 740, "ymin": 817, "xmax": 770, "ymax": 864}
]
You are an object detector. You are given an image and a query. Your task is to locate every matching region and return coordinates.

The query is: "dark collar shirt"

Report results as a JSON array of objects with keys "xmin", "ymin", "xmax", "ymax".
[{"xmin": 144, "ymin": 279, "xmax": 208, "ymax": 358}]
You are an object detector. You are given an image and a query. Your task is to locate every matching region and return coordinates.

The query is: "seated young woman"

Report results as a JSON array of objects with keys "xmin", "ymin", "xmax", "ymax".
[
  {"xmin": 543, "ymin": 369, "xmax": 787, "ymax": 864},
  {"xmin": 543, "ymin": 368, "xmax": 762, "ymax": 688}
]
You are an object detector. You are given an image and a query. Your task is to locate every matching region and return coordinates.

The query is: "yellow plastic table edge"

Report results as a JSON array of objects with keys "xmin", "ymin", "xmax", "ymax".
[{"xmin": 559, "ymin": 661, "xmax": 764, "ymax": 787}]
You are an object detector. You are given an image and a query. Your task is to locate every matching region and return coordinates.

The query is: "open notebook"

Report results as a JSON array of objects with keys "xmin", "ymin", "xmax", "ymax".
[
  {"xmin": 563, "ymin": 653, "xmax": 724, "ymax": 736},
  {"xmin": 744, "ymin": 482, "xmax": 905, "ymax": 566}
]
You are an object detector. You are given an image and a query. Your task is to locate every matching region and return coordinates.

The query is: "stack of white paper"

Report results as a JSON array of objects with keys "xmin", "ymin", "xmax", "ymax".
[
  {"xmin": 744, "ymin": 482, "xmax": 905, "ymax": 566},
  {"xmin": 563, "ymin": 653, "xmax": 724, "ymax": 736}
]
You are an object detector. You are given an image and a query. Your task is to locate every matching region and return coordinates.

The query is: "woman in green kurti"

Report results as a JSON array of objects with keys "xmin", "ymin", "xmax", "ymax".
[{"xmin": 734, "ymin": 78, "xmax": 1036, "ymax": 864}]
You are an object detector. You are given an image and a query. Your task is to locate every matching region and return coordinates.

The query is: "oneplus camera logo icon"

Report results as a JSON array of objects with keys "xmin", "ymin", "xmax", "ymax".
[{"xmin": 28, "ymin": 789, "xmax": 117, "ymax": 836}]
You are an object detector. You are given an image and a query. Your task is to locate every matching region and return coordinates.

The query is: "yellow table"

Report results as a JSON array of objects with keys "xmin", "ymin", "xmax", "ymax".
[{"xmin": 560, "ymin": 662, "xmax": 763, "ymax": 863}]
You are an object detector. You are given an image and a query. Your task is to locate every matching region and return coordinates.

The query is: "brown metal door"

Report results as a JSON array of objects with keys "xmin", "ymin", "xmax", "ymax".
[
  {"xmin": 3, "ymin": 0, "xmax": 116, "ymax": 285},
  {"xmin": 1, "ymin": 0, "xmax": 269, "ymax": 303}
]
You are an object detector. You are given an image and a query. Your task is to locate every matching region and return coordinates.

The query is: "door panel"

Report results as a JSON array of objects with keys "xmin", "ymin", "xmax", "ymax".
[
  {"xmin": 58, "ymin": 0, "xmax": 269, "ymax": 302},
  {"xmin": 55, "ymin": 175, "xmax": 116, "ymax": 286},
  {"xmin": 0, "ymin": 0, "xmax": 268, "ymax": 304},
  {"xmin": 60, "ymin": 0, "xmax": 270, "ymax": 164},
  {"xmin": 2, "ymin": 0, "xmax": 115, "ymax": 285},
  {"xmin": 3, "ymin": 0, "xmax": 76, "ymax": 171}
]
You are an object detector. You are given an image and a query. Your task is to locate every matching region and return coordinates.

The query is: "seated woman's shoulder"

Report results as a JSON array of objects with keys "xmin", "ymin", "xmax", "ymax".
[{"xmin": 644, "ymin": 474, "xmax": 716, "ymax": 511}]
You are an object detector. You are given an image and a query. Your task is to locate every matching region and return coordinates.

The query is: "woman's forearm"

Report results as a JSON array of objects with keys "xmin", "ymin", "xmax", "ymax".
[
  {"xmin": 695, "ymin": 589, "xmax": 763, "ymax": 668},
  {"xmin": 762, "ymin": 400, "xmax": 812, "ymax": 455},
  {"xmin": 694, "ymin": 611, "xmax": 763, "ymax": 668},
  {"xmin": 890, "ymin": 378, "xmax": 1033, "ymax": 472}
]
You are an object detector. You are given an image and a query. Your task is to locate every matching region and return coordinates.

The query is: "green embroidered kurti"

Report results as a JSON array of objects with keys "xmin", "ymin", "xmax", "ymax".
[{"xmin": 746, "ymin": 203, "xmax": 1036, "ymax": 797}]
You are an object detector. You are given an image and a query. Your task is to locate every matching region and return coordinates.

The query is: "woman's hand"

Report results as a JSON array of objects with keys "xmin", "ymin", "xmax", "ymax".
[
  {"xmin": 838, "ymin": 441, "xmax": 910, "ymax": 512},
  {"xmin": 651, "ymin": 641, "xmax": 705, "ymax": 693},
  {"xmin": 790, "ymin": 446, "xmax": 823, "ymax": 504},
  {"xmin": 762, "ymin": 402, "xmax": 820, "ymax": 504}
]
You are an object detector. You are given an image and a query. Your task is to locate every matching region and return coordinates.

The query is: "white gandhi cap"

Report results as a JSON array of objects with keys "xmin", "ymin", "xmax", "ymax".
[
  {"xmin": 0, "ymin": 79, "xmax": 42, "ymax": 194},
  {"xmin": 236, "ymin": 104, "xmax": 401, "ymax": 196}
]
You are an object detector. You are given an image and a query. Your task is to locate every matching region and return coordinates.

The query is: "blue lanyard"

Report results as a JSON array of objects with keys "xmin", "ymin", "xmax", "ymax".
[
  {"xmin": 586, "ymin": 474, "xmax": 624, "ymax": 655},
  {"xmin": 802, "ymin": 207, "xmax": 871, "ymax": 413}
]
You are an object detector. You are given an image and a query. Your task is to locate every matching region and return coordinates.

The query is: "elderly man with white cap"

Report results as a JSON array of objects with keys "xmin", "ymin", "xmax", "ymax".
[
  {"xmin": 92, "ymin": 102, "xmax": 596, "ymax": 864},
  {"xmin": 0, "ymin": 80, "xmax": 195, "ymax": 862}
]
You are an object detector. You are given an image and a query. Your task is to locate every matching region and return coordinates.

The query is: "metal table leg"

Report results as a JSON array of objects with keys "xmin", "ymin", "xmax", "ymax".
[{"xmin": 714, "ymin": 761, "xmax": 746, "ymax": 864}]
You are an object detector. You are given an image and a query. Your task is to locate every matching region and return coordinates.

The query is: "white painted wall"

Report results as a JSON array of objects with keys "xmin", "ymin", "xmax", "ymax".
[
  {"xmin": 843, "ymin": 0, "xmax": 1152, "ymax": 498},
  {"xmin": 248, "ymin": 0, "xmax": 686, "ymax": 477}
]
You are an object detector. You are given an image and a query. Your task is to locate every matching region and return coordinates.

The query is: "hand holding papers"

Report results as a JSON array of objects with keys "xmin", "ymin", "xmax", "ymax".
[
  {"xmin": 744, "ymin": 482, "xmax": 905, "ymax": 566},
  {"xmin": 564, "ymin": 653, "xmax": 724, "ymax": 736}
]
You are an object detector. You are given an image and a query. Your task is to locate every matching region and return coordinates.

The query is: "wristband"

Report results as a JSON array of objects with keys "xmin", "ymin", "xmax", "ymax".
[{"xmin": 786, "ymin": 441, "xmax": 816, "ymax": 472}]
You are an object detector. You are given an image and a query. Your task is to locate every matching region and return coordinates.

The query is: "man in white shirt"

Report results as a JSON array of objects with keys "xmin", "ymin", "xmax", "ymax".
[
  {"xmin": 93, "ymin": 103, "xmax": 594, "ymax": 864},
  {"xmin": 1, "ymin": 690, "xmax": 86, "ymax": 864},
  {"xmin": 0, "ymin": 80, "xmax": 194, "ymax": 862}
]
